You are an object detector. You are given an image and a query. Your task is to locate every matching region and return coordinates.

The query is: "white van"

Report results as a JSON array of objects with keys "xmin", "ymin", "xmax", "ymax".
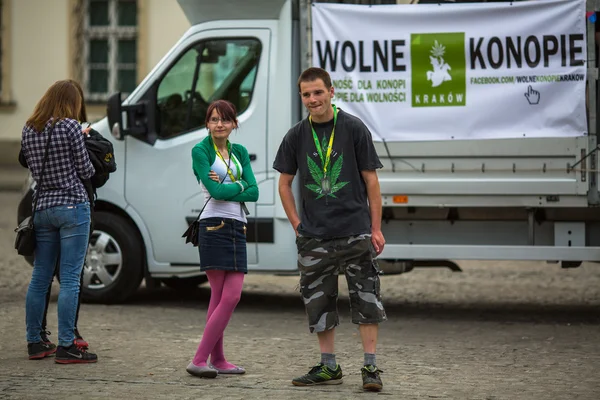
[{"xmin": 18, "ymin": 0, "xmax": 600, "ymax": 303}]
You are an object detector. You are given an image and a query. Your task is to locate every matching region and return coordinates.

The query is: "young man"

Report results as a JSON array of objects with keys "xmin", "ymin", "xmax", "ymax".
[{"xmin": 273, "ymin": 67, "xmax": 386, "ymax": 392}]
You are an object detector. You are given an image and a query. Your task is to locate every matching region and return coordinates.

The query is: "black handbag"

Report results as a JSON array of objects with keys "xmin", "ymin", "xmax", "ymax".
[
  {"xmin": 14, "ymin": 126, "xmax": 54, "ymax": 256},
  {"xmin": 182, "ymin": 193, "xmax": 214, "ymax": 247},
  {"xmin": 14, "ymin": 216, "xmax": 36, "ymax": 256},
  {"xmin": 182, "ymin": 217, "xmax": 202, "ymax": 247}
]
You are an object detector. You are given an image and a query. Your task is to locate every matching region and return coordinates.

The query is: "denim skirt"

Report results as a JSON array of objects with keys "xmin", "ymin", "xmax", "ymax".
[{"xmin": 198, "ymin": 217, "xmax": 248, "ymax": 273}]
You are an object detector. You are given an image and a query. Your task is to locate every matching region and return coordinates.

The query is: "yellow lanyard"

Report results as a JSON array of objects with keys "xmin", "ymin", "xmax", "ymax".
[
  {"xmin": 309, "ymin": 105, "xmax": 337, "ymax": 177},
  {"xmin": 213, "ymin": 141, "xmax": 241, "ymax": 182}
]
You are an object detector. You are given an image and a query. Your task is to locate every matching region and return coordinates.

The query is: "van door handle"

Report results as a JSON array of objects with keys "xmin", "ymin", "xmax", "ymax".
[{"xmin": 249, "ymin": 154, "xmax": 257, "ymax": 161}]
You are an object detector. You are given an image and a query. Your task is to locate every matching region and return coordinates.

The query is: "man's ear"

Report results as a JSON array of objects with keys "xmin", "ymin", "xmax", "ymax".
[{"xmin": 330, "ymin": 85, "xmax": 335, "ymax": 98}]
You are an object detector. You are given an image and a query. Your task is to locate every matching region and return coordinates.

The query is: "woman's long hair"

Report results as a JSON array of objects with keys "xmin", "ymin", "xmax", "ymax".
[
  {"xmin": 68, "ymin": 79, "xmax": 88, "ymax": 122},
  {"xmin": 26, "ymin": 80, "xmax": 83, "ymax": 132}
]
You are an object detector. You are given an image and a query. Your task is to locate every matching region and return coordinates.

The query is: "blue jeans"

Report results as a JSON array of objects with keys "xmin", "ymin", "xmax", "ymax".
[{"xmin": 26, "ymin": 202, "xmax": 90, "ymax": 347}]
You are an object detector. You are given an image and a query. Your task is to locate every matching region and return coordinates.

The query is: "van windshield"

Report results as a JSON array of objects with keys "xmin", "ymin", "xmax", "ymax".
[{"xmin": 156, "ymin": 38, "xmax": 262, "ymax": 139}]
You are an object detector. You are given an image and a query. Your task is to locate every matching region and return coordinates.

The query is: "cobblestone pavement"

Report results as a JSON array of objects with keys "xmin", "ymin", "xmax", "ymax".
[{"xmin": 0, "ymin": 192, "xmax": 599, "ymax": 399}]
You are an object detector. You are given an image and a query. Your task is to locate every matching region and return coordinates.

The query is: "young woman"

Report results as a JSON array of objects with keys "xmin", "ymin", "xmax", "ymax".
[
  {"xmin": 186, "ymin": 100, "xmax": 258, "ymax": 378},
  {"xmin": 36, "ymin": 79, "xmax": 90, "ymax": 352},
  {"xmin": 21, "ymin": 80, "xmax": 97, "ymax": 363}
]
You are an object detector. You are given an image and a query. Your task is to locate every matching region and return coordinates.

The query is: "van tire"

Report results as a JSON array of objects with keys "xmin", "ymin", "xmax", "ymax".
[{"xmin": 81, "ymin": 211, "xmax": 144, "ymax": 304}]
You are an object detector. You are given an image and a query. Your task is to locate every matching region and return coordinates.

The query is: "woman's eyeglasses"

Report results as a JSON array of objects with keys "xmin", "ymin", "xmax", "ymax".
[{"xmin": 208, "ymin": 117, "xmax": 234, "ymax": 125}]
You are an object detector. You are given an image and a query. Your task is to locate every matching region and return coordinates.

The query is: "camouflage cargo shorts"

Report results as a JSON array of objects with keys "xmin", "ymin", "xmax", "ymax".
[{"xmin": 296, "ymin": 234, "xmax": 387, "ymax": 333}]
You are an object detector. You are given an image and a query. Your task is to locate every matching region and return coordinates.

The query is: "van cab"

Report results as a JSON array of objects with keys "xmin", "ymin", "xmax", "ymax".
[{"xmin": 20, "ymin": 0, "xmax": 299, "ymax": 303}]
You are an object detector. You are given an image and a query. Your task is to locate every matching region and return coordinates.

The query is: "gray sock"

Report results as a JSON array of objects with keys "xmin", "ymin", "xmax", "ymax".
[
  {"xmin": 320, "ymin": 353, "xmax": 337, "ymax": 369},
  {"xmin": 364, "ymin": 352, "xmax": 376, "ymax": 366}
]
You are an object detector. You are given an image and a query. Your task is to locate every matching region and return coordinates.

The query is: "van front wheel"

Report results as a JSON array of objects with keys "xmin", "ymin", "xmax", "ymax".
[{"xmin": 81, "ymin": 211, "xmax": 144, "ymax": 304}]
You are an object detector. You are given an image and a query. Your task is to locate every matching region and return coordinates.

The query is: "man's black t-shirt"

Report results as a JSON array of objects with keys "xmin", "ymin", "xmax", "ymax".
[{"xmin": 273, "ymin": 108, "xmax": 383, "ymax": 239}]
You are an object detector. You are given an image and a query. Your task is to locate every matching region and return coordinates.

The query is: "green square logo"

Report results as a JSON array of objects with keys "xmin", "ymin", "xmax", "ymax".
[{"xmin": 411, "ymin": 33, "xmax": 466, "ymax": 107}]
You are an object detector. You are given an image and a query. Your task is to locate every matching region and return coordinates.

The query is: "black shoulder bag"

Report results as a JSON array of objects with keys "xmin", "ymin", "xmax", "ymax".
[
  {"xmin": 181, "ymin": 198, "xmax": 211, "ymax": 247},
  {"xmin": 14, "ymin": 126, "xmax": 54, "ymax": 256}
]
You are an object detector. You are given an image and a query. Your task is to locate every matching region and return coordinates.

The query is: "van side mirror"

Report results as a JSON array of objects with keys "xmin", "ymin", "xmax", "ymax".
[
  {"xmin": 106, "ymin": 92, "xmax": 153, "ymax": 142},
  {"xmin": 107, "ymin": 92, "xmax": 124, "ymax": 140}
]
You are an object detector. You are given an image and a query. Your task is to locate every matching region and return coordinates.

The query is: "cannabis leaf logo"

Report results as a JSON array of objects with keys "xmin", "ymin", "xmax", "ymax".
[
  {"xmin": 305, "ymin": 152, "xmax": 349, "ymax": 200},
  {"xmin": 430, "ymin": 40, "xmax": 446, "ymax": 58},
  {"xmin": 307, "ymin": 156, "xmax": 323, "ymax": 183}
]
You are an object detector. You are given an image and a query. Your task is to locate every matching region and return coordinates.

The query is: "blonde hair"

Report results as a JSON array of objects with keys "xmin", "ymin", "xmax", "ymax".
[{"xmin": 26, "ymin": 80, "xmax": 83, "ymax": 132}]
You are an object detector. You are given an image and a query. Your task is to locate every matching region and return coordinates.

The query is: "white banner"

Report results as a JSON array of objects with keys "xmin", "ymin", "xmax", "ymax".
[{"xmin": 311, "ymin": 0, "xmax": 587, "ymax": 141}]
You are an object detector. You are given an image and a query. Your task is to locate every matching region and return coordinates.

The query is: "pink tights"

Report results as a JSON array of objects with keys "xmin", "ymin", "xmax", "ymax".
[{"xmin": 192, "ymin": 270, "xmax": 245, "ymax": 369}]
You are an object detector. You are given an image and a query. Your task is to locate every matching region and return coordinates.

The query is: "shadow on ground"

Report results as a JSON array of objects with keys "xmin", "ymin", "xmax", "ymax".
[{"xmin": 113, "ymin": 285, "xmax": 600, "ymax": 326}]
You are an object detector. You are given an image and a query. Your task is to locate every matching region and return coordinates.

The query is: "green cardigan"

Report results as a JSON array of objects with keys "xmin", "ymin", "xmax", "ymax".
[{"xmin": 191, "ymin": 135, "xmax": 258, "ymax": 202}]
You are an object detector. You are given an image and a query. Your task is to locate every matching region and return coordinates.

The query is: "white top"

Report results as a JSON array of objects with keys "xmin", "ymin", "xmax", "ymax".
[{"xmin": 200, "ymin": 153, "xmax": 246, "ymax": 222}]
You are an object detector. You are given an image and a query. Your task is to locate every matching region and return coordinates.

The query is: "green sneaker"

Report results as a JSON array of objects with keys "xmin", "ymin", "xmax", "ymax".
[
  {"xmin": 292, "ymin": 363, "xmax": 343, "ymax": 386},
  {"xmin": 362, "ymin": 365, "xmax": 383, "ymax": 392}
]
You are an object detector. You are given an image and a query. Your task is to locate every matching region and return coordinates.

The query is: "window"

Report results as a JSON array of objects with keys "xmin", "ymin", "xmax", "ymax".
[
  {"xmin": 82, "ymin": 0, "xmax": 137, "ymax": 101},
  {"xmin": 156, "ymin": 38, "xmax": 262, "ymax": 139}
]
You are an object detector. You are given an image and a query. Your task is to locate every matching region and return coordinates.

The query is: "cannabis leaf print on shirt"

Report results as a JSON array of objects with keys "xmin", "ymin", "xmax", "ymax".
[{"xmin": 306, "ymin": 152, "xmax": 349, "ymax": 200}]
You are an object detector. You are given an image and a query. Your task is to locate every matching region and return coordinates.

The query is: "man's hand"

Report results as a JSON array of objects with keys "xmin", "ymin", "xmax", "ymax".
[
  {"xmin": 371, "ymin": 229, "xmax": 385, "ymax": 256},
  {"xmin": 361, "ymin": 170, "xmax": 385, "ymax": 255},
  {"xmin": 278, "ymin": 173, "xmax": 302, "ymax": 237}
]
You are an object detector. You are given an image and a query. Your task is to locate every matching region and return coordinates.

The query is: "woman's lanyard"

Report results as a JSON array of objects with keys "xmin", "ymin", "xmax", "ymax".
[
  {"xmin": 309, "ymin": 104, "xmax": 338, "ymax": 178},
  {"xmin": 213, "ymin": 141, "xmax": 241, "ymax": 182},
  {"xmin": 212, "ymin": 139, "xmax": 250, "ymax": 216}
]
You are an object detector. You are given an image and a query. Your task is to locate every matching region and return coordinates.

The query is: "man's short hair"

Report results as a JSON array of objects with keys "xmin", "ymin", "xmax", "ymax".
[{"xmin": 297, "ymin": 67, "xmax": 332, "ymax": 92}]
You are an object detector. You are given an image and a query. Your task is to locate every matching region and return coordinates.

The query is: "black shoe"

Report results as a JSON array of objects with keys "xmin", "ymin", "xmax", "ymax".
[
  {"xmin": 28, "ymin": 341, "xmax": 57, "ymax": 360},
  {"xmin": 40, "ymin": 330, "xmax": 57, "ymax": 352},
  {"xmin": 361, "ymin": 365, "xmax": 383, "ymax": 392},
  {"xmin": 292, "ymin": 363, "xmax": 343, "ymax": 386},
  {"xmin": 55, "ymin": 342, "xmax": 98, "ymax": 364}
]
